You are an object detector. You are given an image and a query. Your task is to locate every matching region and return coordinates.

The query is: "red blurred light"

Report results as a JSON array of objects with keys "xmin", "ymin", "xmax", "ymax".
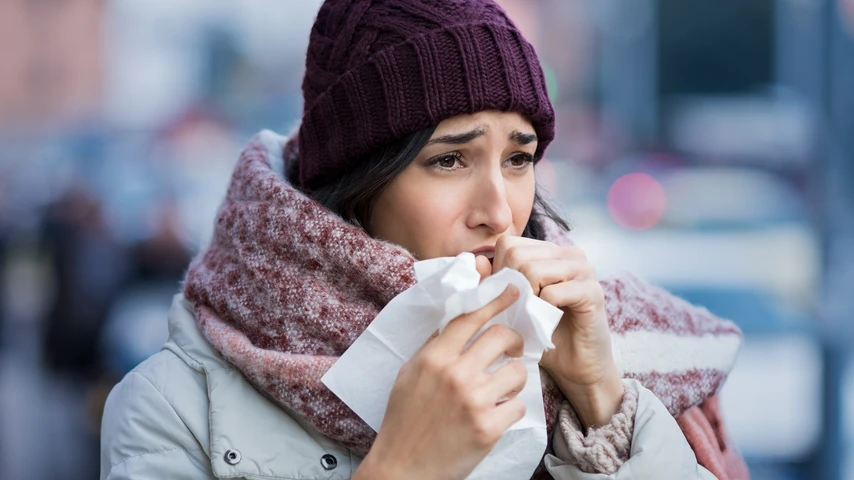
[{"xmin": 606, "ymin": 173, "xmax": 667, "ymax": 230}]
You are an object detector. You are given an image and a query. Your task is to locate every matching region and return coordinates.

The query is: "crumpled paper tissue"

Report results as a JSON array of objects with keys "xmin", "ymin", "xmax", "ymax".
[{"xmin": 322, "ymin": 252, "xmax": 564, "ymax": 479}]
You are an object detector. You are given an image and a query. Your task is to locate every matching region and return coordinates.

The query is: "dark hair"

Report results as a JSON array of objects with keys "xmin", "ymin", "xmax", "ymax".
[{"xmin": 291, "ymin": 126, "xmax": 571, "ymax": 241}]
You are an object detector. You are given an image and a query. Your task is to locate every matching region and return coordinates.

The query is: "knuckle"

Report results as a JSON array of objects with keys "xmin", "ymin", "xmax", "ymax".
[
  {"xmin": 496, "ymin": 235, "xmax": 512, "ymax": 251},
  {"xmin": 504, "ymin": 245, "xmax": 522, "ymax": 267},
  {"xmin": 472, "ymin": 418, "xmax": 499, "ymax": 446},
  {"xmin": 569, "ymin": 246, "xmax": 588, "ymax": 261},
  {"xmin": 487, "ymin": 324, "xmax": 515, "ymax": 343},
  {"xmin": 589, "ymin": 281, "xmax": 604, "ymax": 300},
  {"xmin": 539, "ymin": 285, "xmax": 555, "ymax": 303},
  {"xmin": 509, "ymin": 359, "xmax": 528, "ymax": 381},
  {"xmin": 415, "ymin": 352, "xmax": 443, "ymax": 374},
  {"xmin": 461, "ymin": 391, "xmax": 484, "ymax": 412},
  {"xmin": 517, "ymin": 262, "xmax": 535, "ymax": 281},
  {"xmin": 511, "ymin": 399, "xmax": 527, "ymax": 420},
  {"xmin": 443, "ymin": 368, "xmax": 470, "ymax": 394},
  {"xmin": 504, "ymin": 246, "xmax": 519, "ymax": 265},
  {"xmin": 583, "ymin": 262, "xmax": 597, "ymax": 278}
]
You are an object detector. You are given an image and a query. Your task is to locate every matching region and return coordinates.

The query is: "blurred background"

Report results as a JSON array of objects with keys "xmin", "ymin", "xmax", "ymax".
[{"xmin": 0, "ymin": 0, "xmax": 852, "ymax": 479}]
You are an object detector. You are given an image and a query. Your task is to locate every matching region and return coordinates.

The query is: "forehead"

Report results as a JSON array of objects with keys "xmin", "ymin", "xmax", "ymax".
[{"xmin": 432, "ymin": 110, "xmax": 534, "ymax": 134}]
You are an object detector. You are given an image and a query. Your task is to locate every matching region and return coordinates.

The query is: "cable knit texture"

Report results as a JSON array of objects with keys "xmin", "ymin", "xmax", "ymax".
[
  {"xmin": 292, "ymin": 0, "xmax": 555, "ymax": 189},
  {"xmin": 556, "ymin": 380, "xmax": 639, "ymax": 474},
  {"xmin": 182, "ymin": 131, "xmax": 748, "ymax": 479}
]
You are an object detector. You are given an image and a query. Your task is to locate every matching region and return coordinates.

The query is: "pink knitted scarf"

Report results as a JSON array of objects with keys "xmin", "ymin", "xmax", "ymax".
[{"xmin": 182, "ymin": 132, "xmax": 743, "ymax": 468}]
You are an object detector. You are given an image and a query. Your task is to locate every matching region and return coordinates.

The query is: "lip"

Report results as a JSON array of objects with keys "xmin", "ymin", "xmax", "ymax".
[
  {"xmin": 470, "ymin": 245, "xmax": 495, "ymax": 255},
  {"xmin": 470, "ymin": 246, "xmax": 495, "ymax": 262}
]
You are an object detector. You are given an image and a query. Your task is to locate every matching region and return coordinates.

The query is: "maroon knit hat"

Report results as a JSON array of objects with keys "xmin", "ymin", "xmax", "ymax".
[{"xmin": 294, "ymin": 0, "xmax": 555, "ymax": 189}]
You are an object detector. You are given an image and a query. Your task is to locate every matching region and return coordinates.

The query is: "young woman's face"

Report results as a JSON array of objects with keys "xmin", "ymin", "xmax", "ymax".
[{"xmin": 371, "ymin": 110, "xmax": 537, "ymax": 260}]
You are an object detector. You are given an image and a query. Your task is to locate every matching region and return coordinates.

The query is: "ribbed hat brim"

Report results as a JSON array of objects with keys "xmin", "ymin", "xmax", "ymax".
[{"xmin": 297, "ymin": 22, "xmax": 554, "ymax": 189}]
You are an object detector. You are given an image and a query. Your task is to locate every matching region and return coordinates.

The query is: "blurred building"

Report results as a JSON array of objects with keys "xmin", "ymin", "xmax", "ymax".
[{"xmin": 0, "ymin": 0, "xmax": 103, "ymax": 126}]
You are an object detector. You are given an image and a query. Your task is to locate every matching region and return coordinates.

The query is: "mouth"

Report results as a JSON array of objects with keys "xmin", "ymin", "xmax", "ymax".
[{"xmin": 473, "ymin": 250, "xmax": 495, "ymax": 265}]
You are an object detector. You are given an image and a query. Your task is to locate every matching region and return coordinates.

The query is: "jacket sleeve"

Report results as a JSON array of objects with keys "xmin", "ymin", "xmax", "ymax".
[
  {"xmin": 100, "ymin": 372, "xmax": 214, "ymax": 480},
  {"xmin": 544, "ymin": 379, "xmax": 718, "ymax": 480}
]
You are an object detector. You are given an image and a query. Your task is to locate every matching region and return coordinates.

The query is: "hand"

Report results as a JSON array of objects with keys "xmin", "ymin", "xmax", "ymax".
[
  {"xmin": 357, "ymin": 285, "xmax": 527, "ymax": 480},
  {"xmin": 491, "ymin": 235, "xmax": 624, "ymax": 428}
]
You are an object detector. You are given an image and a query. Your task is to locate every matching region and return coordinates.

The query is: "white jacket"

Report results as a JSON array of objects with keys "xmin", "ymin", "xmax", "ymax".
[{"xmin": 100, "ymin": 294, "xmax": 717, "ymax": 479}]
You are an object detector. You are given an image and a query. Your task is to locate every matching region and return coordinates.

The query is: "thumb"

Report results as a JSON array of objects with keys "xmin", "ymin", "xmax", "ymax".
[{"xmin": 475, "ymin": 254, "xmax": 493, "ymax": 282}]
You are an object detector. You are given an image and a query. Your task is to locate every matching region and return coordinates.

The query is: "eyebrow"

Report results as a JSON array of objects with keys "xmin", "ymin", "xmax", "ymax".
[
  {"xmin": 427, "ymin": 127, "xmax": 486, "ymax": 145},
  {"xmin": 509, "ymin": 130, "xmax": 538, "ymax": 145},
  {"xmin": 426, "ymin": 127, "xmax": 538, "ymax": 146}
]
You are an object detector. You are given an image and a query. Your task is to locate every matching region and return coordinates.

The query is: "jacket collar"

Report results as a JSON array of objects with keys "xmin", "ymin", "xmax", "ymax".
[
  {"xmin": 164, "ymin": 294, "xmax": 356, "ymax": 479},
  {"xmin": 165, "ymin": 293, "xmax": 223, "ymax": 372}
]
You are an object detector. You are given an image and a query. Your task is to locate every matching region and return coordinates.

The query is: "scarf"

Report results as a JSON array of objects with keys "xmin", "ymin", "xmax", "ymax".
[{"xmin": 182, "ymin": 131, "xmax": 743, "ymax": 473}]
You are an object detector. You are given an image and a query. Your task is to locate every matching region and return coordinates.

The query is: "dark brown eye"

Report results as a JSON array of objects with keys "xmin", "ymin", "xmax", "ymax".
[
  {"xmin": 429, "ymin": 152, "xmax": 463, "ymax": 170},
  {"xmin": 437, "ymin": 155, "xmax": 457, "ymax": 168},
  {"xmin": 507, "ymin": 153, "xmax": 533, "ymax": 167}
]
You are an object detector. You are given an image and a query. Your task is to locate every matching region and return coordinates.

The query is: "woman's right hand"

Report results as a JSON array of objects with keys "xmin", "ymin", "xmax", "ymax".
[{"xmin": 354, "ymin": 284, "xmax": 527, "ymax": 480}]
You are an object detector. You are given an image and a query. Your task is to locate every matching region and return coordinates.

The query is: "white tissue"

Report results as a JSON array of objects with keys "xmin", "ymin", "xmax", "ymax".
[{"xmin": 321, "ymin": 252, "xmax": 564, "ymax": 479}]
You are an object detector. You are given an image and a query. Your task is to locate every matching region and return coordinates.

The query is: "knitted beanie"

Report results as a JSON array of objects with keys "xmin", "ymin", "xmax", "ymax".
[{"xmin": 293, "ymin": 0, "xmax": 555, "ymax": 189}]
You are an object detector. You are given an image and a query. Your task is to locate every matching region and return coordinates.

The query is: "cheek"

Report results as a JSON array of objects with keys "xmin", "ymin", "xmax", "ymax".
[
  {"xmin": 508, "ymin": 177, "xmax": 536, "ymax": 233},
  {"xmin": 372, "ymin": 181, "xmax": 464, "ymax": 258}
]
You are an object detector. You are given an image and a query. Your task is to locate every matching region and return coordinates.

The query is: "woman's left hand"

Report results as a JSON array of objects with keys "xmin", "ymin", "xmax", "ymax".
[{"xmin": 490, "ymin": 235, "xmax": 624, "ymax": 428}]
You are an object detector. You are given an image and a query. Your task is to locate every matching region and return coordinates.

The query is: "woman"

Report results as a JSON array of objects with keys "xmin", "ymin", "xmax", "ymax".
[{"xmin": 100, "ymin": 1, "xmax": 749, "ymax": 479}]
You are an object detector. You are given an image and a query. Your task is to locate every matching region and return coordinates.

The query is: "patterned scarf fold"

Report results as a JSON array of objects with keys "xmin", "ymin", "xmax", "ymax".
[{"xmin": 183, "ymin": 131, "xmax": 742, "ymax": 468}]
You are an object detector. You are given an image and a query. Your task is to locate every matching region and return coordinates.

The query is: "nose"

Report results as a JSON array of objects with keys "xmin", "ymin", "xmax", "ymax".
[{"xmin": 466, "ymin": 167, "xmax": 513, "ymax": 234}]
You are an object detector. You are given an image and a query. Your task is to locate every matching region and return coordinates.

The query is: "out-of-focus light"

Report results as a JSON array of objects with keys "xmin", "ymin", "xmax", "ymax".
[{"xmin": 606, "ymin": 172, "xmax": 667, "ymax": 230}]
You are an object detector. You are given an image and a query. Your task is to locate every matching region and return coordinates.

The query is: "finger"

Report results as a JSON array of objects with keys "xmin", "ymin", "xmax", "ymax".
[
  {"xmin": 518, "ymin": 259, "xmax": 594, "ymax": 296},
  {"xmin": 411, "ymin": 329, "xmax": 442, "ymax": 360},
  {"xmin": 487, "ymin": 396, "xmax": 526, "ymax": 433},
  {"xmin": 424, "ymin": 329, "xmax": 440, "ymax": 344},
  {"xmin": 539, "ymin": 281, "xmax": 605, "ymax": 321},
  {"xmin": 484, "ymin": 359, "xmax": 527, "ymax": 403},
  {"xmin": 493, "ymin": 237, "xmax": 586, "ymax": 273},
  {"xmin": 492, "ymin": 235, "xmax": 539, "ymax": 272},
  {"xmin": 441, "ymin": 284, "xmax": 519, "ymax": 353},
  {"xmin": 461, "ymin": 324, "xmax": 524, "ymax": 370},
  {"xmin": 496, "ymin": 245, "xmax": 550, "ymax": 274},
  {"xmin": 475, "ymin": 254, "xmax": 492, "ymax": 282}
]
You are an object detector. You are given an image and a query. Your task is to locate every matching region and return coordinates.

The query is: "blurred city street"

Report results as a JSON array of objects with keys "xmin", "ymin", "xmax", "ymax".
[{"xmin": 1, "ymin": 1, "xmax": 853, "ymax": 479}]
